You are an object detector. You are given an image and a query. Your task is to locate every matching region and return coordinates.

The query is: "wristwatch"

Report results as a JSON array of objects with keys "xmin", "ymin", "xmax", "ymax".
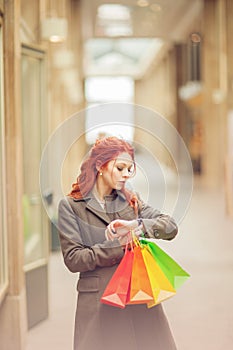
[{"xmin": 137, "ymin": 218, "xmax": 143, "ymax": 226}]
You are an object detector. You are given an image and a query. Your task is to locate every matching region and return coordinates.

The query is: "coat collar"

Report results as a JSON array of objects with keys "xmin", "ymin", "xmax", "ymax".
[
  {"xmin": 71, "ymin": 189, "xmax": 128, "ymax": 224},
  {"xmin": 72, "ymin": 189, "xmax": 127, "ymax": 203}
]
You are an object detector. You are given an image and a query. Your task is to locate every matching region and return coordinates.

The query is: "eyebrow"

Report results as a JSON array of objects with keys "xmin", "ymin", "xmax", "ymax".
[{"xmin": 115, "ymin": 162, "xmax": 133, "ymax": 167}]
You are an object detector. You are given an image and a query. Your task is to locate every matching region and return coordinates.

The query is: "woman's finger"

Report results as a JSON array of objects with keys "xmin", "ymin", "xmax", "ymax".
[
  {"xmin": 107, "ymin": 222, "xmax": 116, "ymax": 234},
  {"xmin": 105, "ymin": 228, "xmax": 115, "ymax": 241}
]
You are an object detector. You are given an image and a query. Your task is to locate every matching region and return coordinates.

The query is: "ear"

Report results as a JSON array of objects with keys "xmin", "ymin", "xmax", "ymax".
[{"xmin": 96, "ymin": 160, "xmax": 102, "ymax": 172}]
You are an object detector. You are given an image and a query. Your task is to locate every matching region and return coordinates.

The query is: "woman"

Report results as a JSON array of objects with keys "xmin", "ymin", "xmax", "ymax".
[{"xmin": 58, "ymin": 136, "xmax": 178, "ymax": 350}]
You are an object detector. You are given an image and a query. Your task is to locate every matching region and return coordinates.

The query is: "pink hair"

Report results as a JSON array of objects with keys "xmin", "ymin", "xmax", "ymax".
[{"xmin": 68, "ymin": 137, "xmax": 139, "ymax": 213}]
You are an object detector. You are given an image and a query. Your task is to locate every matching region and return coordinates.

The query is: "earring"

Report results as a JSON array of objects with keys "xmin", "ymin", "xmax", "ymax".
[{"xmin": 99, "ymin": 172, "xmax": 103, "ymax": 176}]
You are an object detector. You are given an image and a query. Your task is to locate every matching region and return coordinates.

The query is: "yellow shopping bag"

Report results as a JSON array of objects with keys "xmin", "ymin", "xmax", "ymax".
[{"xmin": 141, "ymin": 246, "xmax": 176, "ymax": 308}]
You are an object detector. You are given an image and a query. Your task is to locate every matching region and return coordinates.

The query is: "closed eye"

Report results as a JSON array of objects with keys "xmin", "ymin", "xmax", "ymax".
[
  {"xmin": 117, "ymin": 165, "xmax": 134, "ymax": 175},
  {"xmin": 128, "ymin": 166, "xmax": 134, "ymax": 174}
]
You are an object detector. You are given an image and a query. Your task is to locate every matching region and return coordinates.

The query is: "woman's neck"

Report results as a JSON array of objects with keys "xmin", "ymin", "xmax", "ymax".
[{"xmin": 93, "ymin": 182, "xmax": 112, "ymax": 201}]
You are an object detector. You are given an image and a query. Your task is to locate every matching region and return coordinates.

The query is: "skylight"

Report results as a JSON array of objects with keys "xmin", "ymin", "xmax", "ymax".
[
  {"xmin": 96, "ymin": 4, "xmax": 132, "ymax": 37},
  {"xmin": 97, "ymin": 4, "xmax": 131, "ymax": 21}
]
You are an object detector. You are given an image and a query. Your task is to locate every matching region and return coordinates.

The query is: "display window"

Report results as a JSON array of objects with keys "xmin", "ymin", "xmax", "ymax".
[
  {"xmin": 0, "ymin": 24, "xmax": 8, "ymax": 304},
  {"xmin": 21, "ymin": 46, "xmax": 48, "ymax": 268}
]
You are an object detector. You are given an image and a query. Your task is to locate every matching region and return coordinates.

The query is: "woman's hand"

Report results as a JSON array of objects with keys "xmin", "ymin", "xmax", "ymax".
[
  {"xmin": 105, "ymin": 225, "xmax": 132, "ymax": 247},
  {"xmin": 105, "ymin": 219, "xmax": 144, "ymax": 246},
  {"xmin": 108, "ymin": 219, "xmax": 138, "ymax": 236}
]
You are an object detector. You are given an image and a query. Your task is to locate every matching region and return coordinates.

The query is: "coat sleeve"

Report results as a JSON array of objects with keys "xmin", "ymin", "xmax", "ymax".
[
  {"xmin": 58, "ymin": 198, "xmax": 124, "ymax": 273},
  {"xmin": 139, "ymin": 198, "xmax": 178, "ymax": 241}
]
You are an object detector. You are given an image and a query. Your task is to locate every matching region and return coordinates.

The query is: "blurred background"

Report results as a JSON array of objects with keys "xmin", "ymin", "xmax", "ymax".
[{"xmin": 0, "ymin": 0, "xmax": 233, "ymax": 349}]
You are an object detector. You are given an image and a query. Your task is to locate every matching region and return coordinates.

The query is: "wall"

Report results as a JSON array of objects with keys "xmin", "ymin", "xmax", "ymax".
[
  {"xmin": 0, "ymin": 1, "xmax": 27, "ymax": 349},
  {"xmin": 201, "ymin": 0, "xmax": 231, "ymax": 189},
  {"xmin": 134, "ymin": 47, "xmax": 178, "ymax": 170}
]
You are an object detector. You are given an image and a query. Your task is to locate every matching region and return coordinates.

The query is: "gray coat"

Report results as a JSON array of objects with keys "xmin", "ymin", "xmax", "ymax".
[{"xmin": 58, "ymin": 190, "xmax": 178, "ymax": 350}]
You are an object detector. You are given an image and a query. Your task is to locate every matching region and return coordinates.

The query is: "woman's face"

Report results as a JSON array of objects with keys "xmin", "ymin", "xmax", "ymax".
[{"xmin": 101, "ymin": 152, "xmax": 135, "ymax": 191}]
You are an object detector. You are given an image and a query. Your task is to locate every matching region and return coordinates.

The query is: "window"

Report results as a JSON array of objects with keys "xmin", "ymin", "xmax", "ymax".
[
  {"xmin": 0, "ymin": 24, "xmax": 8, "ymax": 303},
  {"xmin": 21, "ymin": 46, "xmax": 48, "ymax": 268}
]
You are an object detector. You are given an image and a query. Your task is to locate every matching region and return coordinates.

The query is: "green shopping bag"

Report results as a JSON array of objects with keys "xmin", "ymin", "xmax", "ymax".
[{"xmin": 140, "ymin": 238, "xmax": 190, "ymax": 289}]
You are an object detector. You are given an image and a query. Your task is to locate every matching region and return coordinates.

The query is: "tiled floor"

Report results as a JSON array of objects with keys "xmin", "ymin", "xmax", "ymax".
[{"xmin": 26, "ymin": 176, "xmax": 233, "ymax": 350}]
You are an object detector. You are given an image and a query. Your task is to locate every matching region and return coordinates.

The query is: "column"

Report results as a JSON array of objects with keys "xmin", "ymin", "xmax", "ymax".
[{"xmin": 0, "ymin": 0, "xmax": 27, "ymax": 349}]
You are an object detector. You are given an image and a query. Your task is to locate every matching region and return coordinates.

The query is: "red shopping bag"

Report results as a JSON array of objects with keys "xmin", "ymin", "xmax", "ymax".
[
  {"xmin": 127, "ymin": 245, "xmax": 154, "ymax": 305},
  {"xmin": 100, "ymin": 248, "xmax": 134, "ymax": 308}
]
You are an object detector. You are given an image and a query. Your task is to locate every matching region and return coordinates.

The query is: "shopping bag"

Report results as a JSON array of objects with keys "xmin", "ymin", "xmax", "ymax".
[
  {"xmin": 140, "ymin": 238, "xmax": 190, "ymax": 289},
  {"xmin": 100, "ymin": 248, "xmax": 134, "ymax": 308},
  {"xmin": 141, "ymin": 246, "xmax": 176, "ymax": 308},
  {"xmin": 127, "ymin": 245, "xmax": 154, "ymax": 304}
]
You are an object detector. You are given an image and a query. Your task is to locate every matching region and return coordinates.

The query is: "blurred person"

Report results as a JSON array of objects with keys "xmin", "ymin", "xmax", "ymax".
[{"xmin": 58, "ymin": 136, "xmax": 178, "ymax": 350}]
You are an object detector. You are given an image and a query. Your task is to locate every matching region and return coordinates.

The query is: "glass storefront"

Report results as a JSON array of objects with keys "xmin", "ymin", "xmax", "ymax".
[
  {"xmin": 21, "ymin": 46, "xmax": 48, "ymax": 268},
  {"xmin": 0, "ymin": 24, "xmax": 8, "ymax": 303}
]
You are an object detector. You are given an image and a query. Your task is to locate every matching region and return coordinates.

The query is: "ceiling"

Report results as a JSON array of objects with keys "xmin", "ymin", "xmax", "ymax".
[
  {"xmin": 80, "ymin": 0, "xmax": 203, "ymax": 78},
  {"xmin": 83, "ymin": 37, "xmax": 165, "ymax": 78}
]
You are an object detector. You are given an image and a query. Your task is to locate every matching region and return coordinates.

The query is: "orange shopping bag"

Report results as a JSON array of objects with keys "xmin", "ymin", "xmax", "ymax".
[{"xmin": 127, "ymin": 245, "xmax": 154, "ymax": 305}]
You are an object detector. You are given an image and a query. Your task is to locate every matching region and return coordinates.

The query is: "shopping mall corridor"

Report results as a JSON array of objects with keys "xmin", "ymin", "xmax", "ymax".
[{"xmin": 26, "ymin": 163, "xmax": 233, "ymax": 350}]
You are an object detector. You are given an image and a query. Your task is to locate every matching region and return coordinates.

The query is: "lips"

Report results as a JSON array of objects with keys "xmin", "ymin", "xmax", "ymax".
[{"xmin": 117, "ymin": 181, "xmax": 125, "ymax": 187}]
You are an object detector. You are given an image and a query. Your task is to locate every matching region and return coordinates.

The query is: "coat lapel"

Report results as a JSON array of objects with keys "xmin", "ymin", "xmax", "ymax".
[
  {"xmin": 86, "ymin": 198, "xmax": 112, "ymax": 224},
  {"xmin": 85, "ymin": 190, "xmax": 129, "ymax": 224},
  {"xmin": 73, "ymin": 190, "xmax": 130, "ymax": 225}
]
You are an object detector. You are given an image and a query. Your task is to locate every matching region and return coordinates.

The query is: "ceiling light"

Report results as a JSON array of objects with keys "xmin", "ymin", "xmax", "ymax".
[
  {"xmin": 97, "ymin": 4, "xmax": 131, "ymax": 20},
  {"xmin": 96, "ymin": 4, "xmax": 132, "ymax": 37},
  {"xmin": 190, "ymin": 32, "xmax": 201, "ymax": 43},
  {"xmin": 41, "ymin": 17, "xmax": 67, "ymax": 43},
  {"xmin": 178, "ymin": 81, "xmax": 202, "ymax": 101},
  {"xmin": 49, "ymin": 35, "xmax": 62, "ymax": 43},
  {"xmin": 137, "ymin": 0, "xmax": 150, "ymax": 7}
]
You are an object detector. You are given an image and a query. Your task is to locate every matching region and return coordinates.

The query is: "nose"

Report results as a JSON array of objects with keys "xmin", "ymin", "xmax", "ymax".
[{"xmin": 122, "ymin": 168, "xmax": 130, "ymax": 177}]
